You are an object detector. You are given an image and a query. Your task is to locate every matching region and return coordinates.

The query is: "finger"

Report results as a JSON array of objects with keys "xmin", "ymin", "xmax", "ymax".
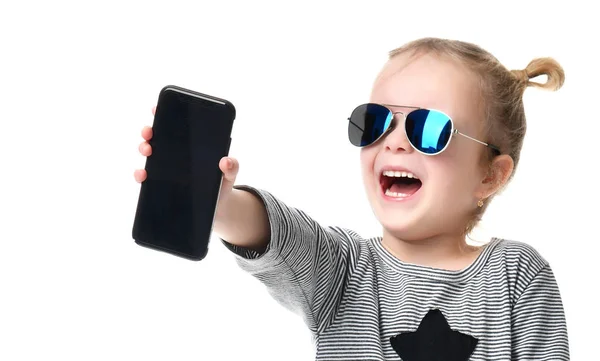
[
  {"xmin": 141, "ymin": 126, "xmax": 153, "ymax": 141},
  {"xmin": 219, "ymin": 157, "xmax": 239, "ymax": 182},
  {"xmin": 139, "ymin": 141, "xmax": 152, "ymax": 156},
  {"xmin": 134, "ymin": 169, "xmax": 147, "ymax": 183}
]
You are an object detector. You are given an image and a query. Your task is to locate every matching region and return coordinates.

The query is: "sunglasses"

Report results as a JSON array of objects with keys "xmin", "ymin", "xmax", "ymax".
[{"xmin": 348, "ymin": 103, "xmax": 500, "ymax": 156}]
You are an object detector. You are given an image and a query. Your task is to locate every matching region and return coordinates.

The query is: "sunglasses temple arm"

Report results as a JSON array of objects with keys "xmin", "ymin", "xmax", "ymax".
[{"xmin": 455, "ymin": 130, "xmax": 499, "ymax": 152}]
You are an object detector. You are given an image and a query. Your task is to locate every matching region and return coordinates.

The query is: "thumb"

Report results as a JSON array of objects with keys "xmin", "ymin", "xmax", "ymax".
[{"xmin": 219, "ymin": 157, "xmax": 239, "ymax": 188}]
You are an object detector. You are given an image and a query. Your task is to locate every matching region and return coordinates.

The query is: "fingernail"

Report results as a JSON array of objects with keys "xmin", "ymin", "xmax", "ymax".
[{"xmin": 227, "ymin": 159, "xmax": 233, "ymax": 169}]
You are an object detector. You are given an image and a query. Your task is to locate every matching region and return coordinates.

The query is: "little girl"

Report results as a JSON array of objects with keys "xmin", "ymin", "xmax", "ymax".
[{"xmin": 135, "ymin": 37, "xmax": 569, "ymax": 361}]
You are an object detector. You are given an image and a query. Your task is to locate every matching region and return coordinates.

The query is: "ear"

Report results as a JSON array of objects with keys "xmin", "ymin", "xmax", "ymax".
[{"xmin": 478, "ymin": 154, "xmax": 514, "ymax": 199}]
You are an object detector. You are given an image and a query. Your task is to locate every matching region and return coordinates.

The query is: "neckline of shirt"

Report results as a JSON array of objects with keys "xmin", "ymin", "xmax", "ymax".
[{"xmin": 369, "ymin": 237, "xmax": 503, "ymax": 283}]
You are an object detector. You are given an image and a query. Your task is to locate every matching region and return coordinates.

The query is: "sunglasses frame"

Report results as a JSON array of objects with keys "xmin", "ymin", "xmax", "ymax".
[{"xmin": 349, "ymin": 103, "xmax": 501, "ymax": 156}]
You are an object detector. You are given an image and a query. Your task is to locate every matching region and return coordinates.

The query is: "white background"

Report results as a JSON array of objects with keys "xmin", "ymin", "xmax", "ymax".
[{"xmin": 1, "ymin": 1, "xmax": 598, "ymax": 360}]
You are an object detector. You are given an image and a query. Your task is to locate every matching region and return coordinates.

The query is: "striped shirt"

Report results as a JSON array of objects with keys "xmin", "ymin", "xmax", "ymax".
[{"xmin": 222, "ymin": 186, "xmax": 570, "ymax": 360}]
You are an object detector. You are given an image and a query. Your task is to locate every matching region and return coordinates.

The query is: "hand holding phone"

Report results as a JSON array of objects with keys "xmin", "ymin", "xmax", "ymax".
[{"xmin": 132, "ymin": 85, "xmax": 237, "ymax": 261}]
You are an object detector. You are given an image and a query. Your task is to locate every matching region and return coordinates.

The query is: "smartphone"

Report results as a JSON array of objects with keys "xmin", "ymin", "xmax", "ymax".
[{"xmin": 132, "ymin": 85, "xmax": 236, "ymax": 261}]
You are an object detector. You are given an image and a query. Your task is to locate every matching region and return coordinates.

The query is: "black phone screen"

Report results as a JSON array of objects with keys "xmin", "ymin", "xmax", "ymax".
[{"xmin": 133, "ymin": 86, "xmax": 235, "ymax": 260}]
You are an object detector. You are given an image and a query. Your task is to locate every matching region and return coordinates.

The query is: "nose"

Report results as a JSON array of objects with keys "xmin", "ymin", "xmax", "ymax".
[{"xmin": 382, "ymin": 115, "xmax": 413, "ymax": 153}]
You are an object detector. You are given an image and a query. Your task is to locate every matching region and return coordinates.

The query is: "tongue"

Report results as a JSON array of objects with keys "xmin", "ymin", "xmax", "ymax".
[{"xmin": 390, "ymin": 182, "xmax": 421, "ymax": 195}]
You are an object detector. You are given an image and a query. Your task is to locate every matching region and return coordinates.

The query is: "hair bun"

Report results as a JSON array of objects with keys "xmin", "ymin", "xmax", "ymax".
[
  {"xmin": 512, "ymin": 57, "xmax": 565, "ymax": 91},
  {"xmin": 513, "ymin": 68, "xmax": 530, "ymax": 85}
]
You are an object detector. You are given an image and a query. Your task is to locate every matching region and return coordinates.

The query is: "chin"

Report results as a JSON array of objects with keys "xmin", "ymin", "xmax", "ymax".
[
  {"xmin": 376, "ymin": 210, "xmax": 430, "ymax": 241},
  {"xmin": 369, "ymin": 187, "xmax": 442, "ymax": 242}
]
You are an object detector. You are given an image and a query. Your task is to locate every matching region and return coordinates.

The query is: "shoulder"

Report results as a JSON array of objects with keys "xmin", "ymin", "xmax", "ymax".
[
  {"xmin": 325, "ymin": 226, "xmax": 378, "ymax": 269},
  {"xmin": 488, "ymin": 237, "xmax": 549, "ymax": 270},
  {"xmin": 326, "ymin": 226, "xmax": 370, "ymax": 253},
  {"xmin": 486, "ymin": 238, "xmax": 552, "ymax": 303}
]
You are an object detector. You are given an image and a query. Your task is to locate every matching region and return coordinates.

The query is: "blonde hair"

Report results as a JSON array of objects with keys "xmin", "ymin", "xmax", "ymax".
[{"xmin": 387, "ymin": 37, "xmax": 565, "ymax": 234}]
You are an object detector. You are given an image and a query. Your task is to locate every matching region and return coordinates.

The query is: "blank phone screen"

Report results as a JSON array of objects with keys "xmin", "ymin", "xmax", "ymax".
[{"xmin": 133, "ymin": 87, "xmax": 234, "ymax": 260}]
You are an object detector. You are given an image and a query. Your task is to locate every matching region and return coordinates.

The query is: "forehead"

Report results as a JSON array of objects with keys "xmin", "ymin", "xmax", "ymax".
[{"xmin": 370, "ymin": 52, "xmax": 484, "ymax": 128}]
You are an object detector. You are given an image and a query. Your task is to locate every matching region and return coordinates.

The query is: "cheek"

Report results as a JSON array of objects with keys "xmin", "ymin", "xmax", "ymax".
[
  {"xmin": 427, "ymin": 157, "xmax": 479, "ymax": 199},
  {"xmin": 360, "ymin": 148, "xmax": 377, "ymax": 184},
  {"xmin": 360, "ymin": 148, "xmax": 376, "ymax": 171}
]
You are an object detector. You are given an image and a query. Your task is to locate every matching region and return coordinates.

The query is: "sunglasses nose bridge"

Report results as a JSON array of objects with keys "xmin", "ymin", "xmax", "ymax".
[
  {"xmin": 386, "ymin": 111, "xmax": 405, "ymax": 130},
  {"xmin": 382, "ymin": 111, "xmax": 413, "ymax": 153}
]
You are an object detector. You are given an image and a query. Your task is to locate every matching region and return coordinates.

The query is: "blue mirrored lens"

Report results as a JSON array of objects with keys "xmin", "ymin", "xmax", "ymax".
[
  {"xmin": 405, "ymin": 109, "xmax": 452, "ymax": 154},
  {"xmin": 348, "ymin": 103, "xmax": 393, "ymax": 147}
]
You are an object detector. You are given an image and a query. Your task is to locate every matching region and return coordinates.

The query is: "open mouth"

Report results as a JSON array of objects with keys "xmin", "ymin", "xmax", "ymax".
[{"xmin": 380, "ymin": 170, "xmax": 422, "ymax": 199}]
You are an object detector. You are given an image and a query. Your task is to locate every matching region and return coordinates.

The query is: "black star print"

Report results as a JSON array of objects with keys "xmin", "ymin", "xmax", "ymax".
[{"xmin": 389, "ymin": 309, "xmax": 478, "ymax": 361}]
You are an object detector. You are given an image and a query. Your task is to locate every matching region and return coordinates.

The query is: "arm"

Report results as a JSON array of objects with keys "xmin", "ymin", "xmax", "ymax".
[
  {"xmin": 511, "ymin": 265, "xmax": 570, "ymax": 361},
  {"xmin": 219, "ymin": 185, "xmax": 354, "ymax": 335},
  {"xmin": 213, "ymin": 187, "xmax": 271, "ymax": 252}
]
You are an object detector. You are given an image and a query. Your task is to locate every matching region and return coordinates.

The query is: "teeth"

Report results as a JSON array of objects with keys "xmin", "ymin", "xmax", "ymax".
[
  {"xmin": 385, "ymin": 189, "xmax": 410, "ymax": 198},
  {"xmin": 382, "ymin": 170, "xmax": 418, "ymax": 179}
]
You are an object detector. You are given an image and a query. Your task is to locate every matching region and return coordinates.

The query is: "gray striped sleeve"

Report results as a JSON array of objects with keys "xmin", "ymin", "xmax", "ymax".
[
  {"xmin": 511, "ymin": 264, "xmax": 570, "ymax": 360},
  {"xmin": 221, "ymin": 185, "xmax": 353, "ymax": 334}
]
